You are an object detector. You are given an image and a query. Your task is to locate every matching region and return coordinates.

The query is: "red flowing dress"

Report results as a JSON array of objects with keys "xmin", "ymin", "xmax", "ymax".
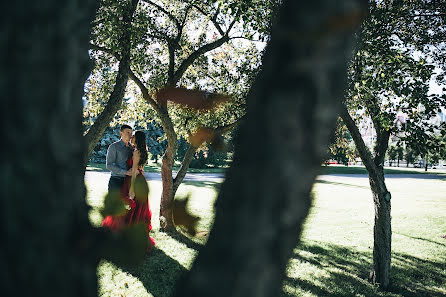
[{"xmin": 102, "ymin": 158, "xmax": 155, "ymax": 250}]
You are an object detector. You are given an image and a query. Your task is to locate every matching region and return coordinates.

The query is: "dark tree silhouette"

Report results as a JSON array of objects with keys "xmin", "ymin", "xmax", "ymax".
[
  {"xmin": 1, "ymin": 1, "xmax": 99, "ymax": 296},
  {"xmin": 173, "ymin": 0, "xmax": 367, "ymax": 296}
]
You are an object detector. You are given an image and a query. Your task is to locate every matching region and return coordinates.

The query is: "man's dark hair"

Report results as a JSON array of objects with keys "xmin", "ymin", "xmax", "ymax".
[{"xmin": 120, "ymin": 124, "xmax": 133, "ymax": 131}]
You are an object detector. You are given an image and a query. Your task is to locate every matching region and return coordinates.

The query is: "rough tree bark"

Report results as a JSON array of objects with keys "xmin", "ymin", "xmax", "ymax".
[
  {"xmin": 1, "ymin": 1, "xmax": 98, "ymax": 296},
  {"xmin": 158, "ymin": 108, "xmax": 179, "ymax": 230},
  {"xmin": 173, "ymin": 0, "xmax": 367, "ymax": 296},
  {"xmin": 340, "ymin": 106, "xmax": 392, "ymax": 288},
  {"xmin": 83, "ymin": 0, "xmax": 139, "ymax": 166}
]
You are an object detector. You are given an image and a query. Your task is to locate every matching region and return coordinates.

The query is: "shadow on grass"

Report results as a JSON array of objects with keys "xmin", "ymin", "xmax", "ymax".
[
  {"xmin": 282, "ymin": 241, "xmax": 446, "ymax": 297},
  {"xmin": 395, "ymin": 232, "xmax": 446, "ymax": 248},
  {"xmin": 118, "ymin": 246, "xmax": 187, "ymax": 297},
  {"xmin": 165, "ymin": 229, "xmax": 204, "ymax": 251},
  {"xmin": 181, "ymin": 180, "xmax": 221, "ymax": 190}
]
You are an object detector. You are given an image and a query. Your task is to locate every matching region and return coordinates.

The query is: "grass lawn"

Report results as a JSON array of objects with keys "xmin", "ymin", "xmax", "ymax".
[{"xmin": 85, "ymin": 169, "xmax": 446, "ymax": 297}]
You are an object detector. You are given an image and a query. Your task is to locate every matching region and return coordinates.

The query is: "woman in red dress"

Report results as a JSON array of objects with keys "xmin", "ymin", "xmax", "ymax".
[
  {"xmin": 101, "ymin": 130, "xmax": 155, "ymax": 251},
  {"xmin": 126, "ymin": 130, "xmax": 156, "ymax": 251}
]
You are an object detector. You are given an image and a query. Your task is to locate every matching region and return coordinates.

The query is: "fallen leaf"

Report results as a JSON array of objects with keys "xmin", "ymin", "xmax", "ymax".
[{"xmin": 171, "ymin": 195, "xmax": 200, "ymax": 236}]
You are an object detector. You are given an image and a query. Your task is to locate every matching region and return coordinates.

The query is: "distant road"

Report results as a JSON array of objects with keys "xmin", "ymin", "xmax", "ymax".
[{"xmin": 84, "ymin": 171, "xmax": 225, "ymax": 183}]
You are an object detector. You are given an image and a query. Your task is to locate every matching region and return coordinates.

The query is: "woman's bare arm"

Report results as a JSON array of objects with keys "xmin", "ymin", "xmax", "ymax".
[{"xmin": 129, "ymin": 150, "xmax": 140, "ymax": 198}]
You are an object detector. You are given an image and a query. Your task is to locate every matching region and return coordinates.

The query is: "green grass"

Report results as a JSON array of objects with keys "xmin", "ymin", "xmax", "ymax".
[{"xmin": 85, "ymin": 169, "xmax": 446, "ymax": 297}]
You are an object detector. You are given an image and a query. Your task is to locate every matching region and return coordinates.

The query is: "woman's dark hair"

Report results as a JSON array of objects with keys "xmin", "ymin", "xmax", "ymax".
[{"xmin": 134, "ymin": 130, "xmax": 148, "ymax": 167}]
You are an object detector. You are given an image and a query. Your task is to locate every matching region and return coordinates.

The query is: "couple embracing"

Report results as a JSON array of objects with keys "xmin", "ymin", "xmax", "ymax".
[{"xmin": 101, "ymin": 124, "xmax": 156, "ymax": 251}]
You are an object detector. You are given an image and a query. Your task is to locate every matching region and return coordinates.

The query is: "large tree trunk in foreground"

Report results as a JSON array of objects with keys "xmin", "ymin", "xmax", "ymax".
[
  {"xmin": 83, "ymin": 0, "xmax": 139, "ymax": 166},
  {"xmin": 1, "ymin": 1, "xmax": 98, "ymax": 296},
  {"xmin": 173, "ymin": 1, "xmax": 367, "ymax": 296},
  {"xmin": 340, "ymin": 106, "xmax": 392, "ymax": 288}
]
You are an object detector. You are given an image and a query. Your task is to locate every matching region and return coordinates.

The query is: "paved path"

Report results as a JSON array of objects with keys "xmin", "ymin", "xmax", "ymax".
[{"xmin": 84, "ymin": 171, "xmax": 226, "ymax": 183}]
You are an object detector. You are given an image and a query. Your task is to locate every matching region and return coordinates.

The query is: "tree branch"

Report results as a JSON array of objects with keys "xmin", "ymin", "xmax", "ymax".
[
  {"xmin": 181, "ymin": 3, "xmax": 193, "ymax": 31},
  {"xmin": 214, "ymin": 116, "xmax": 244, "ymax": 134},
  {"xmin": 373, "ymin": 128, "xmax": 391, "ymax": 167},
  {"xmin": 168, "ymin": 5, "xmax": 239, "ymax": 86},
  {"xmin": 168, "ymin": 44, "xmax": 175, "ymax": 83},
  {"xmin": 193, "ymin": 5, "xmax": 225, "ymax": 36},
  {"xmin": 227, "ymin": 16, "xmax": 238, "ymax": 32},
  {"xmin": 339, "ymin": 105, "xmax": 375, "ymax": 173},
  {"xmin": 127, "ymin": 68, "xmax": 162, "ymax": 114},
  {"xmin": 142, "ymin": 0, "xmax": 181, "ymax": 30},
  {"xmin": 173, "ymin": 143, "xmax": 196, "ymax": 194},
  {"xmin": 171, "ymin": 35, "xmax": 230, "ymax": 85},
  {"xmin": 230, "ymin": 36, "xmax": 265, "ymax": 43},
  {"xmin": 147, "ymin": 31, "xmax": 173, "ymax": 43},
  {"xmin": 84, "ymin": 0, "xmax": 139, "ymax": 161}
]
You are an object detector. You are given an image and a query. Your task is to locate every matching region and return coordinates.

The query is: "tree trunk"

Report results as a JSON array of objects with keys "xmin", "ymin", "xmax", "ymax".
[
  {"xmin": 173, "ymin": 0, "xmax": 366, "ymax": 296},
  {"xmin": 340, "ymin": 106, "xmax": 392, "ymax": 289},
  {"xmin": 173, "ymin": 144, "xmax": 198, "ymax": 195},
  {"xmin": 369, "ymin": 166, "xmax": 392, "ymax": 288},
  {"xmin": 1, "ymin": 1, "xmax": 98, "ymax": 296},
  {"xmin": 160, "ymin": 143, "xmax": 198, "ymax": 230},
  {"xmin": 158, "ymin": 110, "xmax": 178, "ymax": 231},
  {"xmin": 83, "ymin": 0, "xmax": 139, "ymax": 167}
]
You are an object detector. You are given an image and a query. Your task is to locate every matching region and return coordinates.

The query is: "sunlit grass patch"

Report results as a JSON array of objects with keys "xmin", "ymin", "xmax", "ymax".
[{"xmin": 85, "ymin": 170, "xmax": 446, "ymax": 297}]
